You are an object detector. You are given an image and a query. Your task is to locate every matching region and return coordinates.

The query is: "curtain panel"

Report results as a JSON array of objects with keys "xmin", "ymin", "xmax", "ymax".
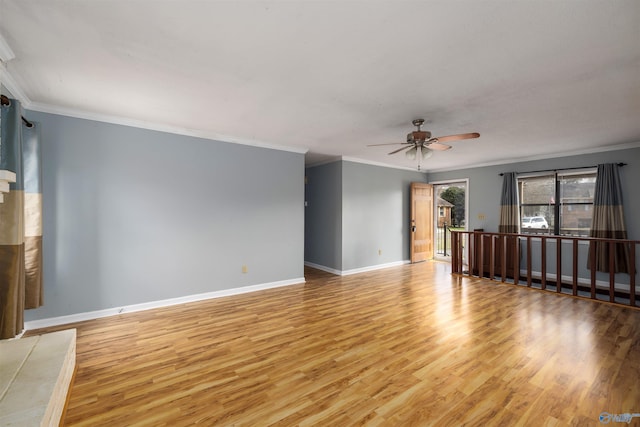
[
  {"xmin": 588, "ymin": 163, "xmax": 630, "ymax": 274},
  {"xmin": 0, "ymin": 98, "xmax": 43, "ymax": 339},
  {"xmin": 499, "ymin": 172, "xmax": 519, "ymax": 233}
]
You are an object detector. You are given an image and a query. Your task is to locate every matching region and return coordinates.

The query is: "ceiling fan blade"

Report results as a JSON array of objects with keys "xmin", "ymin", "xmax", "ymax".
[
  {"xmin": 388, "ymin": 145, "xmax": 414, "ymax": 155},
  {"xmin": 367, "ymin": 142, "xmax": 407, "ymax": 147},
  {"xmin": 428, "ymin": 142, "xmax": 451, "ymax": 151},
  {"xmin": 433, "ymin": 132, "xmax": 480, "ymax": 143}
]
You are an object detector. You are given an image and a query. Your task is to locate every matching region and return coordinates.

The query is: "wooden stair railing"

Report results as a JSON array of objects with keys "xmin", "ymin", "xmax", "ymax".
[{"xmin": 451, "ymin": 231, "xmax": 639, "ymax": 308}]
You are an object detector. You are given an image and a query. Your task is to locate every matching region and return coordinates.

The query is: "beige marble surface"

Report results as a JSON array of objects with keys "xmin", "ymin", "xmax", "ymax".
[{"xmin": 0, "ymin": 329, "xmax": 76, "ymax": 426}]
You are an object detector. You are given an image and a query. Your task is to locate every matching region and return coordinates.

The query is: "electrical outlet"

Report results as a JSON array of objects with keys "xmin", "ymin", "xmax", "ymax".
[
  {"xmin": 242, "ymin": 265, "xmax": 248, "ymax": 274},
  {"xmin": 477, "ymin": 213, "xmax": 486, "ymax": 220}
]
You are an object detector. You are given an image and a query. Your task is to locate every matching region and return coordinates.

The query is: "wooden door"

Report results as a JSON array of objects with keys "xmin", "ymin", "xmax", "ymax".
[{"xmin": 410, "ymin": 182, "xmax": 434, "ymax": 263}]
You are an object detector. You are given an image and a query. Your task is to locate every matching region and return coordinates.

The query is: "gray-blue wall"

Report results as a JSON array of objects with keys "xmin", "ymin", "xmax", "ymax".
[
  {"xmin": 342, "ymin": 161, "xmax": 425, "ymax": 270},
  {"xmin": 24, "ymin": 111, "xmax": 305, "ymax": 320},
  {"xmin": 20, "ymin": 105, "xmax": 639, "ymax": 321},
  {"xmin": 428, "ymin": 147, "xmax": 640, "ymax": 239},
  {"xmin": 428, "ymin": 147, "xmax": 640, "ymax": 285},
  {"xmin": 305, "ymin": 160, "xmax": 425, "ymax": 272}
]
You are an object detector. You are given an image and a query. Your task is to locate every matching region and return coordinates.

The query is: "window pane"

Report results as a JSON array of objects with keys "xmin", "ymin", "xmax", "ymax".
[
  {"xmin": 560, "ymin": 204, "xmax": 593, "ymax": 236},
  {"xmin": 517, "ymin": 171, "xmax": 595, "ymax": 236},
  {"xmin": 559, "ymin": 173, "xmax": 596, "ymax": 203},
  {"xmin": 519, "ymin": 175, "xmax": 555, "ymax": 204},
  {"xmin": 520, "ymin": 206, "xmax": 552, "ymax": 234},
  {"xmin": 519, "ymin": 175, "xmax": 554, "ymax": 234},
  {"xmin": 559, "ymin": 173, "xmax": 595, "ymax": 236}
]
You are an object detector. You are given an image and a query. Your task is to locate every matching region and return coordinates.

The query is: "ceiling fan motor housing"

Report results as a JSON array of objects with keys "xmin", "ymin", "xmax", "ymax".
[{"xmin": 407, "ymin": 130, "xmax": 431, "ymax": 143}]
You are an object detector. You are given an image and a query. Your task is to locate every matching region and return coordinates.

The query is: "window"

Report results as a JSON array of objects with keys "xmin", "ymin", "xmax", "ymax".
[{"xmin": 518, "ymin": 169, "xmax": 596, "ymax": 236}]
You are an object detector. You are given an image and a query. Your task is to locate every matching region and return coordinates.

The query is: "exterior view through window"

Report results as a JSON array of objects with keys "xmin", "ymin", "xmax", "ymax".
[
  {"xmin": 434, "ymin": 181, "xmax": 467, "ymax": 258},
  {"xmin": 518, "ymin": 170, "xmax": 596, "ymax": 236}
]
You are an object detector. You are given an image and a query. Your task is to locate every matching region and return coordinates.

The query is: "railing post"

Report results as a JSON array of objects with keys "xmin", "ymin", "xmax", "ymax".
[
  {"xmin": 590, "ymin": 241, "xmax": 597, "ymax": 299},
  {"xmin": 556, "ymin": 236, "xmax": 562, "ymax": 293},
  {"xmin": 468, "ymin": 232, "xmax": 474, "ymax": 277},
  {"xmin": 630, "ymin": 243, "xmax": 636, "ymax": 307},
  {"xmin": 572, "ymin": 240, "xmax": 578, "ymax": 296},
  {"xmin": 451, "ymin": 231, "xmax": 458, "ymax": 273},
  {"xmin": 541, "ymin": 236, "xmax": 547, "ymax": 290},
  {"xmin": 489, "ymin": 235, "xmax": 495, "ymax": 280},
  {"xmin": 478, "ymin": 233, "xmax": 484, "ymax": 279},
  {"xmin": 609, "ymin": 241, "xmax": 616, "ymax": 303},
  {"xmin": 449, "ymin": 232, "xmax": 638, "ymax": 309},
  {"xmin": 443, "ymin": 222, "xmax": 448, "ymax": 256},
  {"xmin": 513, "ymin": 235, "xmax": 520, "ymax": 285},
  {"xmin": 526, "ymin": 237, "xmax": 532, "ymax": 287}
]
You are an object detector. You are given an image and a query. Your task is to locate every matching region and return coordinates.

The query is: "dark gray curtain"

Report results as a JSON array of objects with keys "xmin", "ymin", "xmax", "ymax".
[
  {"xmin": 499, "ymin": 172, "xmax": 518, "ymax": 233},
  {"xmin": 0, "ymin": 97, "xmax": 43, "ymax": 339},
  {"xmin": 588, "ymin": 163, "xmax": 629, "ymax": 274}
]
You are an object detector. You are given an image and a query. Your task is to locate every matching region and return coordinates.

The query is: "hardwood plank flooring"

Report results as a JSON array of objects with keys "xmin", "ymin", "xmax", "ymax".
[{"xmin": 25, "ymin": 261, "xmax": 640, "ymax": 426}]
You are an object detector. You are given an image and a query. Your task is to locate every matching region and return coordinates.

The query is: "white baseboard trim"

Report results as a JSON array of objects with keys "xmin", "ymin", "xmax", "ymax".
[
  {"xmin": 304, "ymin": 260, "xmax": 410, "ymax": 276},
  {"xmin": 304, "ymin": 261, "xmax": 342, "ymax": 275},
  {"xmin": 24, "ymin": 277, "xmax": 305, "ymax": 330},
  {"xmin": 341, "ymin": 260, "xmax": 411, "ymax": 276}
]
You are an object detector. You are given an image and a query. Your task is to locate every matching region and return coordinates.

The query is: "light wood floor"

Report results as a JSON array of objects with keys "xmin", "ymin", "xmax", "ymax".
[{"xmin": 26, "ymin": 261, "xmax": 640, "ymax": 426}]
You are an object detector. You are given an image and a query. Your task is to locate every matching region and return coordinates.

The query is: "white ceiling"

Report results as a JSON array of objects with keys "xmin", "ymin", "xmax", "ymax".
[{"xmin": 1, "ymin": 1, "xmax": 639, "ymax": 172}]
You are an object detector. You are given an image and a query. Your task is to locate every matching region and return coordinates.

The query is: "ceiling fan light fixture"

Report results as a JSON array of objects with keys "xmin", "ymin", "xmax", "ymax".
[{"xmin": 368, "ymin": 118, "xmax": 479, "ymax": 167}]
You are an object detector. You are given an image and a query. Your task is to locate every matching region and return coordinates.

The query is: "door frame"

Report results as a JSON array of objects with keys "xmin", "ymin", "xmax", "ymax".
[{"xmin": 430, "ymin": 178, "xmax": 469, "ymax": 261}]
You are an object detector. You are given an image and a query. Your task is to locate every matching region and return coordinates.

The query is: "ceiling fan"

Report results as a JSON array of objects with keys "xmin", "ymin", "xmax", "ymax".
[{"xmin": 368, "ymin": 119, "xmax": 479, "ymax": 169}]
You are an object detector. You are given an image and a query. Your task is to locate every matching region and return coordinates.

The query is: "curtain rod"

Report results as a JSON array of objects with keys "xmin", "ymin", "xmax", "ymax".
[
  {"xmin": 499, "ymin": 163, "xmax": 626, "ymax": 176},
  {"xmin": 0, "ymin": 94, "xmax": 34, "ymax": 128}
]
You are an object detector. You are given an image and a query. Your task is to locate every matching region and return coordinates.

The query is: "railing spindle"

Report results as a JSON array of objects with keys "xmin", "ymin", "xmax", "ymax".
[
  {"xmin": 513, "ymin": 236, "xmax": 520, "ymax": 285},
  {"xmin": 541, "ymin": 236, "xmax": 547, "ymax": 290},
  {"xmin": 449, "ymin": 230, "xmax": 639, "ymax": 309},
  {"xmin": 500, "ymin": 235, "xmax": 507, "ymax": 282},
  {"xmin": 478, "ymin": 234, "xmax": 484, "ymax": 279},
  {"xmin": 590, "ymin": 241, "xmax": 597, "ymax": 299},
  {"xmin": 556, "ymin": 237, "xmax": 562, "ymax": 293},
  {"xmin": 609, "ymin": 241, "xmax": 616, "ymax": 303},
  {"xmin": 527, "ymin": 237, "xmax": 532, "ymax": 287},
  {"xmin": 467, "ymin": 233, "xmax": 473, "ymax": 277},
  {"xmin": 451, "ymin": 232, "xmax": 458, "ymax": 273},
  {"xmin": 572, "ymin": 239, "xmax": 578, "ymax": 296},
  {"xmin": 630, "ymin": 243, "xmax": 636, "ymax": 307},
  {"xmin": 489, "ymin": 235, "xmax": 495, "ymax": 280}
]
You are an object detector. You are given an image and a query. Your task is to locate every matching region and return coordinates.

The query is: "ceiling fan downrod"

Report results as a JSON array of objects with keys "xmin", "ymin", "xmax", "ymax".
[{"xmin": 412, "ymin": 118, "xmax": 425, "ymax": 130}]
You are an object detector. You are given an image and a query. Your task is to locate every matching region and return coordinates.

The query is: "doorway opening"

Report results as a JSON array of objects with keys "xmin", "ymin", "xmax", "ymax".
[{"xmin": 432, "ymin": 180, "xmax": 468, "ymax": 261}]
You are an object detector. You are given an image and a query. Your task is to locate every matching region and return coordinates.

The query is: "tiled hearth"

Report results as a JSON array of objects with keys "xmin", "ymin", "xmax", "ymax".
[{"xmin": 0, "ymin": 329, "xmax": 76, "ymax": 426}]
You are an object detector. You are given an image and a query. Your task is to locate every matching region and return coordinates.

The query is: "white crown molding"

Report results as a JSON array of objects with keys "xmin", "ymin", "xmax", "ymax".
[
  {"xmin": 0, "ymin": 38, "xmax": 304, "ymax": 155},
  {"xmin": 425, "ymin": 141, "xmax": 640, "ymax": 173},
  {"xmin": 27, "ymin": 101, "xmax": 309, "ymax": 155},
  {"xmin": 340, "ymin": 156, "xmax": 429, "ymax": 173},
  {"xmin": 0, "ymin": 33, "xmax": 16, "ymax": 62},
  {"xmin": 0, "ymin": 65, "xmax": 32, "ymax": 106},
  {"xmin": 24, "ymin": 276, "xmax": 305, "ymax": 330}
]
